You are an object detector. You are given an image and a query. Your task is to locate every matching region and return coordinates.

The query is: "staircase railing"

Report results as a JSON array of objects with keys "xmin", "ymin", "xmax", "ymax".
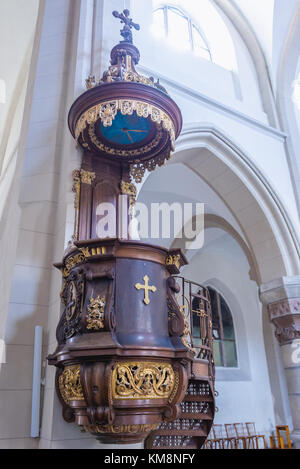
[{"xmin": 174, "ymin": 276, "xmax": 215, "ymax": 381}]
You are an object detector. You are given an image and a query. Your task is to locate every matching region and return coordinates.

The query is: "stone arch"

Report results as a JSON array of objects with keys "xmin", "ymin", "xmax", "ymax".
[
  {"xmin": 172, "ymin": 213, "xmax": 260, "ymax": 284},
  {"xmin": 153, "ymin": 124, "xmax": 300, "ymax": 283}
]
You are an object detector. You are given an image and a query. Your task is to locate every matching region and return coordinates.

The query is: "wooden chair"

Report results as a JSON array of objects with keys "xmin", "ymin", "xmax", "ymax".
[
  {"xmin": 245, "ymin": 422, "xmax": 267, "ymax": 449},
  {"xmin": 225, "ymin": 423, "xmax": 243, "ymax": 449},
  {"xmin": 203, "ymin": 429, "xmax": 216, "ymax": 449},
  {"xmin": 203, "ymin": 438, "xmax": 214, "ymax": 449},
  {"xmin": 211, "ymin": 424, "xmax": 235, "ymax": 449},
  {"xmin": 270, "ymin": 435, "xmax": 284, "ymax": 449},
  {"xmin": 210, "ymin": 424, "xmax": 224, "ymax": 449},
  {"xmin": 234, "ymin": 423, "xmax": 255, "ymax": 449},
  {"xmin": 276, "ymin": 425, "xmax": 292, "ymax": 449}
]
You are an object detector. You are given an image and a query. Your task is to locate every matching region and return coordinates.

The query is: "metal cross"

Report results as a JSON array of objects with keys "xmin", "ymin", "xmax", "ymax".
[
  {"xmin": 135, "ymin": 275, "xmax": 157, "ymax": 305},
  {"xmin": 112, "ymin": 9, "xmax": 140, "ymax": 43}
]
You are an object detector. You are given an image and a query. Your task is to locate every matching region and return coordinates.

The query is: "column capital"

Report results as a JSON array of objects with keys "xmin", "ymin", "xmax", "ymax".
[
  {"xmin": 260, "ymin": 277, "xmax": 300, "ymax": 345},
  {"xmin": 260, "ymin": 276, "xmax": 300, "ymax": 304}
]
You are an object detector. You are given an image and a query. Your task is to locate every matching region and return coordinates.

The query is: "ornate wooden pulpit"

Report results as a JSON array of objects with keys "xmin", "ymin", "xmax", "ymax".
[{"xmin": 48, "ymin": 10, "xmax": 215, "ymax": 447}]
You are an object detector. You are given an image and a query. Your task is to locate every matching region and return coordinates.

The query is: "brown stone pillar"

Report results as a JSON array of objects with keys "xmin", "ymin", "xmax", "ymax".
[{"xmin": 260, "ymin": 276, "xmax": 300, "ymax": 448}]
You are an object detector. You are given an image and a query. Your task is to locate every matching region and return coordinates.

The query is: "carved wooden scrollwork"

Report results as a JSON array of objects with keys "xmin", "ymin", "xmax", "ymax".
[
  {"xmin": 86, "ymin": 296, "xmax": 106, "ymax": 331},
  {"xmin": 111, "ymin": 361, "xmax": 176, "ymax": 400},
  {"xmin": 57, "ymin": 269, "xmax": 85, "ymax": 343},
  {"xmin": 58, "ymin": 364, "xmax": 85, "ymax": 405},
  {"xmin": 84, "ymin": 266, "xmax": 116, "ymax": 333},
  {"xmin": 81, "ymin": 361, "xmax": 115, "ymax": 426},
  {"xmin": 84, "ymin": 424, "xmax": 158, "ymax": 435},
  {"xmin": 167, "ymin": 276, "xmax": 185, "ymax": 337}
]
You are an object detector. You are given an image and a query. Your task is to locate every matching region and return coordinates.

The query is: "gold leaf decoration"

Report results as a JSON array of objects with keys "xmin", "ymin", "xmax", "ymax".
[
  {"xmin": 166, "ymin": 254, "xmax": 181, "ymax": 270},
  {"xmin": 84, "ymin": 424, "xmax": 158, "ymax": 434},
  {"xmin": 75, "ymin": 99, "xmax": 175, "ymax": 150},
  {"xmin": 86, "ymin": 296, "xmax": 106, "ymax": 331},
  {"xmin": 112, "ymin": 362, "xmax": 175, "ymax": 399},
  {"xmin": 80, "ymin": 170, "xmax": 96, "ymax": 185},
  {"xmin": 58, "ymin": 365, "xmax": 84, "ymax": 404}
]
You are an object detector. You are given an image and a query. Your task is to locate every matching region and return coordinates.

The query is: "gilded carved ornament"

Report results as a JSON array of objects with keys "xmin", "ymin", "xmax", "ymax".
[
  {"xmin": 84, "ymin": 424, "xmax": 158, "ymax": 434},
  {"xmin": 58, "ymin": 365, "xmax": 84, "ymax": 404},
  {"xmin": 86, "ymin": 296, "xmax": 106, "ymax": 331},
  {"xmin": 166, "ymin": 254, "xmax": 181, "ymax": 270},
  {"xmin": 129, "ymin": 145, "xmax": 172, "ymax": 183},
  {"xmin": 61, "ymin": 247, "xmax": 107, "ymax": 278},
  {"xmin": 71, "ymin": 170, "xmax": 96, "ymax": 241},
  {"xmin": 112, "ymin": 362, "xmax": 175, "ymax": 400},
  {"xmin": 75, "ymin": 99, "xmax": 175, "ymax": 150},
  {"xmin": 173, "ymin": 296, "xmax": 196, "ymax": 355},
  {"xmin": 120, "ymin": 181, "xmax": 137, "ymax": 199},
  {"xmin": 86, "ymin": 64, "xmax": 167, "ymax": 95},
  {"xmin": 120, "ymin": 180, "xmax": 137, "ymax": 216},
  {"xmin": 80, "ymin": 170, "xmax": 96, "ymax": 185},
  {"xmin": 62, "ymin": 253, "xmax": 85, "ymax": 278}
]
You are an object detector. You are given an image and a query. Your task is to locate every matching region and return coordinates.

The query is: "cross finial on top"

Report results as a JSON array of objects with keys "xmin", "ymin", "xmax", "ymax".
[{"xmin": 112, "ymin": 9, "xmax": 140, "ymax": 44}]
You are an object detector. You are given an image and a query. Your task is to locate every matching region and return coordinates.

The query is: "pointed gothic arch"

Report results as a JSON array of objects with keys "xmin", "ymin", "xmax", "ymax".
[{"xmin": 140, "ymin": 124, "xmax": 300, "ymax": 284}]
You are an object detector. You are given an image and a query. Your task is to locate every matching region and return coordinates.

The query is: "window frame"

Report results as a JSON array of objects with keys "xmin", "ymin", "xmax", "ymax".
[
  {"xmin": 153, "ymin": 5, "xmax": 212, "ymax": 61},
  {"xmin": 208, "ymin": 287, "xmax": 237, "ymax": 368}
]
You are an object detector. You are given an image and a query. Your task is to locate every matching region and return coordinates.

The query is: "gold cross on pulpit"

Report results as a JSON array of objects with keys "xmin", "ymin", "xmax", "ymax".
[{"xmin": 135, "ymin": 275, "xmax": 157, "ymax": 305}]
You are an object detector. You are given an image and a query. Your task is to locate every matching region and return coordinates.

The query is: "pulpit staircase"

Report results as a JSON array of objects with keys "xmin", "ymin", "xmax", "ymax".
[{"xmin": 145, "ymin": 277, "xmax": 216, "ymax": 450}]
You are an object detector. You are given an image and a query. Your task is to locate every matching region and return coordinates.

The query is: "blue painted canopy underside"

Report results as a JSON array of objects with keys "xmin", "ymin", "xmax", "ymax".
[{"xmin": 100, "ymin": 111, "xmax": 151, "ymax": 145}]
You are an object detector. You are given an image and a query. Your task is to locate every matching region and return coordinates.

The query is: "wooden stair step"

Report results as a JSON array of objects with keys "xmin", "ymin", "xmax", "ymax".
[
  {"xmin": 150, "ymin": 445, "xmax": 198, "ymax": 450},
  {"xmin": 183, "ymin": 395, "xmax": 214, "ymax": 402},
  {"xmin": 149, "ymin": 429, "xmax": 207, "ymax": 437},
  {"xmin": 179, "ymin": 412, "xmax": 213, "ymax": 420}
]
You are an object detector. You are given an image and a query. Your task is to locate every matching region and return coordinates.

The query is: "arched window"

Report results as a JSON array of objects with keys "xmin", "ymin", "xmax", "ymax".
[
  {"xmin": 192, "ymin": 287, "xmax": 237, "ymax": 367},
  {"xmin": 208, "ymin": 287, "xmax": 237, "ymax": 367},
  {"xmin": 152, "ymin": 6, "xmax": 212, "ymax": 61}
]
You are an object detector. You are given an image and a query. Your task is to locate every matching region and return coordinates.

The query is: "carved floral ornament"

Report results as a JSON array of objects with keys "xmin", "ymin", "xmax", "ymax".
[
  {"xmin": 58, "ymin": 362, "xmax": 179, "ymax": 412},
  {"xmin": 86, "ymin": 296, "xmax": 106, "ymax": 331},
  {"xmin": 74, "ymin": 99, "xmax": 176, "ymax": 151},
  {"xmin": 120, "ymin": 180, "xmax": 137, "ymax": 214},
  {"xmin": 58, "ymin": 365, "xmax": 84, "ymax": 404},
  {"xmin": 129, "ymin": 145, "xmax": 172, "ymax": 183},
  {"xmin": 120, "ymin": 180, "xmax": 137, "ymax": 199},
  {"xmin": 112, "ymin": 361, "xmax": 177, "ymax": 400},
  {"xmin": 166, "ymin": 254, "xmax": 181, "ymax": 270},
  {"xmin": 87, "ymin": 67, "xmax": 168, "ymax": 94},
  {"xmin": 83, "ymin": 424, "xmax": 159, "ymax": 435},
  {"xmin": 61, "ymin": 246, "xmax": 107, "ymax": 278}
]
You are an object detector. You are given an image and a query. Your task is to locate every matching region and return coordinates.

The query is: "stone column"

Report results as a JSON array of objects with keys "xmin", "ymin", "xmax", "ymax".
[{"xmin": 260, "ymin": 276, "xmax": 300, "ymax": 448}]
